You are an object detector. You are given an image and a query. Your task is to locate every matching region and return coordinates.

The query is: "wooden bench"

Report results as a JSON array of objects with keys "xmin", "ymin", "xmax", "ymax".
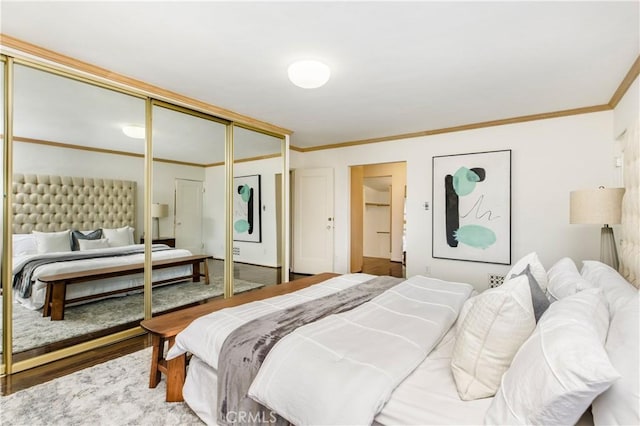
[
  {"xmin": 140, "ymin": 272, "xmax": 339, "ymax": 402},
  {"xmin": 39, "ymin": 254, "xmax": 213, "ymax": 321}
]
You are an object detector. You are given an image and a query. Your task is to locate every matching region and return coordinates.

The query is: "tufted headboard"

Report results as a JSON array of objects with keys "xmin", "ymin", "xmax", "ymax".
[{"xmin": 12, "ymin": 173, "xmax": 136, "ymax": 234}]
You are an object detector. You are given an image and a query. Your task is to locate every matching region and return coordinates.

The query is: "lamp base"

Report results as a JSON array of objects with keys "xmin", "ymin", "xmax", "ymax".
[
  {"xmin": 600, "ymin": 225, "xmax": 619, "ymax": 271},
  {"xmin": 153, "ymin": 217, "xmax": 160, "ymax": 240}
]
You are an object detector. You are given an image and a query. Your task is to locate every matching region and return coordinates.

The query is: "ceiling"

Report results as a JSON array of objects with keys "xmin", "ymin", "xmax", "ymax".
[{"xmin": 1, "ymin": 1, "xmax": 638, "ymax": 150}]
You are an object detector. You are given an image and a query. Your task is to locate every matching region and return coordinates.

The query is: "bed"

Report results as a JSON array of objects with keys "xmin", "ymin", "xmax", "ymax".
[
  {"xmin": 166, "ymin": 254, "xmax": 639, "ymax": 426},
  {"xmin": 11, "ymin": 173, "xmax": 193, "ymax": 313}
]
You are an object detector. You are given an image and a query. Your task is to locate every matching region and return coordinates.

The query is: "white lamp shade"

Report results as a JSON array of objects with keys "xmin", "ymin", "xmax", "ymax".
[
  {"xmin": 570, "ymin": 187, "xmax": 625, "ymax": 225},
  {"xmin": 151, "ymin": 203, "xmax": 169, "ymax": 218},
  {"xmin": 287, "ymin": 60, "xmax": 331, "ymax": 89}
]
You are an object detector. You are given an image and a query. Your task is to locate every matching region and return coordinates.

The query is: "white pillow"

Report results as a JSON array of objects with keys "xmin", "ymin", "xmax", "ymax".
[
  {"xmin": 451, "ymin": 275, "xmax": 536, "ymax": 400},
  {"xmin": 581, "ymin": 260, "xmax": 637, "ymax": 315},
  {"xmin": 102, "ymin": 226, "xmax": 134, "ymax": 247},
  {"xmin": 33, "ymin": 230, "xmax": 72, "ymax": 254},
  {"xmin": 78, "ymin": 238, "xmax": 110, "ymax": 251},
  {"xmin": 485, "ymin": 288, "xmax": 619, "ymax": 426},
  {"xmin": 592, "ymin": 293, "xmax": 640, "ymax": 425},
  {"xmin": 507, "ymin": 252, "xmax": 548, "ymax": 293},
  {"xmin": 546, "ymin": 257, "xmax": 593, "ymax": 301},
  {"xmin": 12, "ymin": 234, "xmax": 37, "ymax": 256}
]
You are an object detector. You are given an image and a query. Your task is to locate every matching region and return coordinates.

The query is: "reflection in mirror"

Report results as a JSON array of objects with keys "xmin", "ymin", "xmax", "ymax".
[
  {"xmin": 150, "ymin": 103, "xmax": 230, "ymax": 313},
  {"xmin": 233, "ymin": 126, "xmax": 284, "ymax": 293},
  {"xmin": 6, "ymin": 63, "xmax": 145, "ymax": 361},
  {"xmin": 1, "ymin": 58, "xmax": 5, "ymax": 365}
]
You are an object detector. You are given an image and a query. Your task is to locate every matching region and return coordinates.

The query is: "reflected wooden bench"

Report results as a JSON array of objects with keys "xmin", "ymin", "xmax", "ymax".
[{"xmin": 39, "ymin": 254, "xmax": 212, "ymax": 321}]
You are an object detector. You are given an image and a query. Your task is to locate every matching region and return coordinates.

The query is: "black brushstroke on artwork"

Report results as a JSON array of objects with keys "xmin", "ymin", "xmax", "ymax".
[
  {"xmin": 444, "ymin": 167, "xmax": 487, "ymax": 248},
  {"xmin": 237, "ymin": 185, "xmax": 255, "ymax": 235},
  {"xmin": 445, "ymin": 174, "xmax": 459, "ymax": 247},
  {"xmin": 460, "ymin": 194, "xmax": 501, "ymax": 221}
]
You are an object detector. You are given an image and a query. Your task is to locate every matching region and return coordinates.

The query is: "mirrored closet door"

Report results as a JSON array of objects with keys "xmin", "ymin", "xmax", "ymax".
[
  {"xmin": 232, "ymin": 125, "xmax": 285, "ymax": 293},
  {"xmin": 150, "ymin": 102, "xmax": 230, "ymax": 313},
  {"xmin": 9, "ymin": 63, "xmax": 146, "ymax": 361}
]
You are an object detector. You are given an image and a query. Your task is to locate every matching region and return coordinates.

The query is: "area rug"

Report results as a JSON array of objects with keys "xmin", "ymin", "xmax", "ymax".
[
  {"xmin": 0, "ymin": 347, "xmax": 203, "ymax": 425},
  {"xmin": 0, "ymin": 277, "xmax": 263, "ymax": 353}
]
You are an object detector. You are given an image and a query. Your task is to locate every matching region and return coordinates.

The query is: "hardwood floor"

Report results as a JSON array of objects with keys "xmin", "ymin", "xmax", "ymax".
[
  {"xmin": 1, "ymin": 263, "xmax": 393, "ymax": 395},
  {"xmin": 361, "ymin": 256, "xmax": 405, "ymax": 278}
]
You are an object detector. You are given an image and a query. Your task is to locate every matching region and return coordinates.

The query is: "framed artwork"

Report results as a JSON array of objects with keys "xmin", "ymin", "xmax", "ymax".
[
  {"xmin": 233, "ymin": 174, "xmax": 262, "ymax": 243},
  {"xmin": 432, "ymin": 150, "xmax": 511, "ymax": 264}
]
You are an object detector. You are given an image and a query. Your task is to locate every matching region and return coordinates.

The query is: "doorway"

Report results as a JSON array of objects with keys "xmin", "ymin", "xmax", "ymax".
[
  {"xmin": 350, "ymin": 162, "xmax": 406, "ymax": 277},
  {"xmin": 174, "ymin": 178, "xmax": 204, "ymax": 254}
]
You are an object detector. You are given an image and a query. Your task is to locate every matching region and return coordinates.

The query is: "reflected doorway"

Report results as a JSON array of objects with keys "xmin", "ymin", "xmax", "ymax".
[{"xmin": 175, "ymin": 178, "xmax": 204, "ymax": 254}]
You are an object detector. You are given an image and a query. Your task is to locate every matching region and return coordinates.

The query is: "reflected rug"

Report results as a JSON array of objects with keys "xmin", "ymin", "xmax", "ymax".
[
  {"xmin": 0, "ymin": 277, "xmax": 264, "ymax": 353},
  {"xmin": 0, "ymin": 347, "xmax": 203, "ymax": 425}
]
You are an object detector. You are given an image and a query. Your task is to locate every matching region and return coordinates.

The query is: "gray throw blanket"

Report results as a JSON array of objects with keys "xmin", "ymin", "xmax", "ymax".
[
  {"xmin": 217, "ymin": 275, "xmax": 403, "ymax": 426},
  {"xmin": 13, "ymin": 245, "xmax": 172, "ymax": 298}
]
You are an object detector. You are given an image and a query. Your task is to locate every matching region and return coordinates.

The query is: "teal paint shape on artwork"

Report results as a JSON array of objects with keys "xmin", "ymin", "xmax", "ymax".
[
  {"xmin": 239, "ymin": 184, "xmax": 251, "ymax": 202},
  {"xmin": 452, "ymin": 167, "xmax": 480, "ymax": 196},
  {"xmin": 234, "ymin": 219, "xmax": 250, "ymax": 233},
  {"xmin": 454, "ymin": 224, "xmax": 496, "ymax": 249}
]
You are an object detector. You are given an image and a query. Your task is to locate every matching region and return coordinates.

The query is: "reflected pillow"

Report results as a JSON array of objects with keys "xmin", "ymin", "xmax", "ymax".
[
  {"xmin": 71, "ymin": 229, "xmax": 103, "ymax": 251},
  {"xmin": 102, "ymin": 226, "xmax": 134, "ymax": 247},
  {"xmin": 33, "ymin": 230, "xmax": 72, "ymax": 254},
  {"xmin": 13, "ymin": 234, "xmax": 37, "ymax": 256},
  {"xmin": 78, "ymin": 238, "xmax": 110, "ymax": 251}
]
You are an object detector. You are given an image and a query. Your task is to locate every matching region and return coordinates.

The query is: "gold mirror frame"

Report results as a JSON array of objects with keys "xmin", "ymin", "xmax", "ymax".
[{"xmin": 0, "ymin": 50, "xmax": 290, "ymax": 375}]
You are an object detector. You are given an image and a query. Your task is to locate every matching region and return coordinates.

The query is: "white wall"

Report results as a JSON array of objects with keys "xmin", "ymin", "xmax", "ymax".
[
  {"xmin": 13, "ymin": 142, "xmax": 205, "ymax": 242},
  {"xmin": 293, "ymin": 111, "xmax": 616, "ymax": 290},
  {"xmin": 204, "ymin": 156, "xmax": 283, "ymax": 267}
]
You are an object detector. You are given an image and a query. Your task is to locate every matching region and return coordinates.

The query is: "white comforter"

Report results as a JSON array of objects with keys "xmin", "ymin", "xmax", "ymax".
[
  {"xmin": 166, "ymin": 273, "xmax": 377, "ymax": 368},
  {"xmin": 13, "ymin": 244, "xmax": 193, "ymax": 310},
  {"xmin": 248, "ymin": 275, "xmax": 473, "ymax": 425}
]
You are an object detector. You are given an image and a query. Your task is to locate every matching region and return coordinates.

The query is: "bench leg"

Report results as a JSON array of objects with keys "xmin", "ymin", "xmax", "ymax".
[
  {"xmin": 165, "ymin": 337, "xmax": 186, "ymax": 402},
  {"xmin": 50, "ymin": 282, "xmax": 67, "ymax": 321},
  {"xmin": 192, "ymin": 261, "xmax": 201, "ymax": 283},
  {"xmin": 149, "ymin": 335, "xmax": 164, "ymax": 388},
  {"xmin": 43, "ymin": 284, "xmax": 53, "ymax": 317},
  {"xmin": 203, "ymin": 259, "xmax": 210, "ymax": 285}
]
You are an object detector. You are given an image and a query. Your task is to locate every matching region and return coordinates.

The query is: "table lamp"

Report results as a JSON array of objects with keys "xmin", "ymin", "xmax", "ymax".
[
  {"xmin": 570, "ymin": 187, "xmax": 625, "ymax": 270},
  {"xmin": 151, "ymin": 203, "xmax": 169, "ymax": 240}
]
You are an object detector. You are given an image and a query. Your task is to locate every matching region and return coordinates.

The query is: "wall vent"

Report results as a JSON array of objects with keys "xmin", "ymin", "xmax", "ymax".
[{"xmin": 488, "ymin": 274, "xmax": 505, "ymax": 288}]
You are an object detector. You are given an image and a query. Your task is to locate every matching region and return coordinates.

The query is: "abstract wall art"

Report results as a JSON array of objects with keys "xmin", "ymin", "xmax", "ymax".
[
  {"xmin": 233, "ymin": 174, "xmax": 262, "ymax": 243},
  {"xmin": 432, "ymin": 150, "xmax": 511, "ymax": 264}
]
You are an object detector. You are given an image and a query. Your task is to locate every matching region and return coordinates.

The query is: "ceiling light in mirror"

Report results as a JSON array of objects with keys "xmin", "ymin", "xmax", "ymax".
[
  {"xmin": 287, "ymin": 60, "xmax": 331, "ymax": 89},
  {"xmin": 122, "ymin": 124, "xmax": 145, "ymax": 139}
]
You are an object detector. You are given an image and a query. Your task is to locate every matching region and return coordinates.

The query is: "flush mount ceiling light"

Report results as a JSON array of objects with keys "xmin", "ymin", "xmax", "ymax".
[
  {"xmin": 122, "ymin": 124, "xmax": 145, "ymax": 139},
  {"xmin": 287, "ymin": 60, "xmax": 331, "ymax": 89}
]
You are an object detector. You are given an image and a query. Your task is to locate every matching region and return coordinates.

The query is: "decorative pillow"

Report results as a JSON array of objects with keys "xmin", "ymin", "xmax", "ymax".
[
  {"xmin": 78, "ymin": 238, "xmax": 110, "ymax": 251},
  {"xmin": 512, "ymin": 264, "xmax": 551, "ymax": 322},
  {"xmin": 102, "ymin": 226, "xmax": 134, "ymax": 247},
  {"xmin": 33, "ymin": 230, "xmax": 72, "ymax": 254},
  {"xmin": 507, "ymin": 252, "xmax": 548, "ymax": 293},
  {"xmin": 592, "ymin": 293, "xmax": 640, "ymax": 425},
  {"xmin": 12, "ymin": 234, "xmax": 37, "ymax": 256},
  {"xmin": 71, "ymin": 229, "xmax": 103, "ymax": 251},
  {"xmin": 451, "ymin": 275, "xmax": 536, "ymax": 400},
  {"xmin": 485, "ymin": 289, "xmax": 619, "ymax": 426},
  {"xmin": 581, "ymin": 260, "xmax": 637, "ymax": 314},
  {"xmin": 546, "ymin": 257, "xmax": 593, "ymax": 302}
]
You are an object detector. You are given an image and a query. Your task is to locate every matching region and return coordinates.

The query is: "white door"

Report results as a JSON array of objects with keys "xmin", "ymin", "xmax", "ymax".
[
  {"xmin": 175, "ymin": 179, "xmax": 204, "ymax": 254},
  {"xmin": 292, "ymin": 168, "xmax": 334, "ymax": 274}
]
